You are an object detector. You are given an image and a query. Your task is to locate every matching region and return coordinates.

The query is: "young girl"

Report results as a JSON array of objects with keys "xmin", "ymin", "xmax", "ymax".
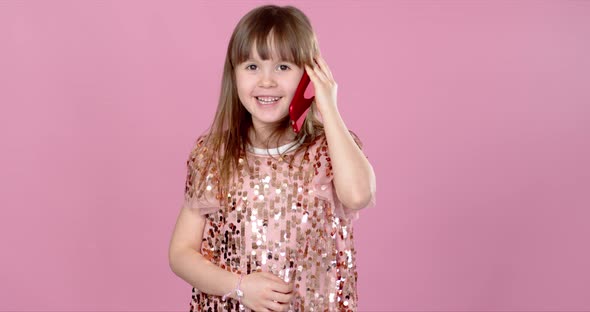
[{"xmin": 169, "ymin": 4, "xmax": 376, "ymax": 312}]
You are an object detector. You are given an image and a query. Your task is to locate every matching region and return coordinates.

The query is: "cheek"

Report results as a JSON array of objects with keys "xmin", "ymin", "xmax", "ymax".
[
  {"xmin": 235, "ymin": 82, "xmax": 252, "ymax": 100},
  {"xmin": 285, "ymin": 83, "xmax": 299, "ymax": 98},
  {"xmin": 287, "ymin": 72, "xmax": 305, "ymax": 92},
  {"xmin": 236, "ymin": 78, "xmax": 255, "ymax": 92}
]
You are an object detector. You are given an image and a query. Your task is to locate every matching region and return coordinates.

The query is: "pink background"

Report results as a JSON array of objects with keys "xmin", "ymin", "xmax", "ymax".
[{"xmin": 1, "ymin": 0, "xmax": 589, "ymax": 311}]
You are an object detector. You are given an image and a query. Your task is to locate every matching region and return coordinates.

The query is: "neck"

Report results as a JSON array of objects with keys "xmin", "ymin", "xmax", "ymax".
[{"xmin": 248, "ymin": 127, "xmax": 297, "ymax": 149}]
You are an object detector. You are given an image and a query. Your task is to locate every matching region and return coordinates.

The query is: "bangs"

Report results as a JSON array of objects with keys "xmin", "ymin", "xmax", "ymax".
[{"xmin": 232, "ymin": 19, "xmax": 315, "ymax": 68}]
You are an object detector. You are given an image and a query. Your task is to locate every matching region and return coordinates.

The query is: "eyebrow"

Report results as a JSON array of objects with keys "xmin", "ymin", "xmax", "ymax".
[{"xmin": 245, "ymin": 58, "xmax": 291, "ymax": 63}]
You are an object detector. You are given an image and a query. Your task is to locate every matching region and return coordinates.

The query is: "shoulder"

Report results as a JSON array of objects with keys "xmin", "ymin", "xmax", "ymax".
[
  {"xmin": 186, "ymin": 132, "xmax": 217, "ymax": 170},
  {"xmin": 193, "ymin": 133, "xmax": 212, "ymax": 151},
  {"xmin": 190, "ymin": 132, "xmax": 217, "ymax": 156}
]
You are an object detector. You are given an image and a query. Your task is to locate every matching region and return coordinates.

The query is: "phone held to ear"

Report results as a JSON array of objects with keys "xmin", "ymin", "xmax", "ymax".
[{"xmin": 288, "ymin": 71, "xmax": 314, "ymax": 133}]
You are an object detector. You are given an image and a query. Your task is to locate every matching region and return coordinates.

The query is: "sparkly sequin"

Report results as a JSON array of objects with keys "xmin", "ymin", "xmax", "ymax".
[{"xmin": 183, "ymin": 134, "xmax": 372, "ymax": 312}]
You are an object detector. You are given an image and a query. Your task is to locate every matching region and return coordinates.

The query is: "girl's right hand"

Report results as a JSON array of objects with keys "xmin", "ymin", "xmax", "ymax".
[{"xmin": 239, "ymin": 271, "xmax": 295, "ymax": 312}]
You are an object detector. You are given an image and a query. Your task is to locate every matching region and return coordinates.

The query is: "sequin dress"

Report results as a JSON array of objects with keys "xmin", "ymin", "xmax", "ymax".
[{"xmin": 182, "ymin": 133, "xmax": 376, "ymax": 312}]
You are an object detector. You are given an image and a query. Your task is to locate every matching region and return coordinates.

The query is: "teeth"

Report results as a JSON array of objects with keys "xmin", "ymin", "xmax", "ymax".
[{"xmin": 257, "ymin": 96, "xmax": 281, "ymax": 102}]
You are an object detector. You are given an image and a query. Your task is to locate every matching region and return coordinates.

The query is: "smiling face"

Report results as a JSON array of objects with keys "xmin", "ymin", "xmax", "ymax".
[{"xmin": 234, "ymin": 42, "xmax": 304, "ymax": 138}]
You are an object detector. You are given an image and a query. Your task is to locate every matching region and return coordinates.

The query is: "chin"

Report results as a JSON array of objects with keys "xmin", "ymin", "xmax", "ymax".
[{"xmin": 255, "ymin": 113, "xmax": 290, "ymax": 125}]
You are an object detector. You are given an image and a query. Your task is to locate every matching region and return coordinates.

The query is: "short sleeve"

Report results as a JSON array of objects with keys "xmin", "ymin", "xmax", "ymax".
[
  {"xmin": 311, "ymin": 134, "xmax": 376, "ymax": 222},
  {"xmin": 182, "ymin": 135, "xmax": 222, "ymax": 216}
]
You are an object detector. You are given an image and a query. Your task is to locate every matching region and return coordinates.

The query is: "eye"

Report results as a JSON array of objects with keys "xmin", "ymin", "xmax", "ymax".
[{"xmin": 244, "ymin": 64, "xmax": 291, "ymax": 71}]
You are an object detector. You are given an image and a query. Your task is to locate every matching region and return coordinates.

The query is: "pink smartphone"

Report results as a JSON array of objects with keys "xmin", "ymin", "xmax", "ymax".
[{"xmin": 288, "ymin": 71, "xmax": 314, "ymax": 133}]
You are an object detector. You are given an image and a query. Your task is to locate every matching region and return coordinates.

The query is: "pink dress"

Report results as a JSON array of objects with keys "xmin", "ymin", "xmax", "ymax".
[{"xmin": 182, "ymin": 133, "xmax": 376, "ymax": 312}]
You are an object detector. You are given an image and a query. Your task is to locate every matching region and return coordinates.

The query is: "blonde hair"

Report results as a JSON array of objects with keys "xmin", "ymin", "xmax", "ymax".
[{"xmin": 194, "ymin": 4, "xmax": 362, "ymax": 203}]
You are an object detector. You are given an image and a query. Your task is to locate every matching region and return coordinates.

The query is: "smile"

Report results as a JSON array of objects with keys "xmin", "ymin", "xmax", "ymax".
[{"xmin": 255, "ymin": 96, "xmax": 282, "ymax": 105}]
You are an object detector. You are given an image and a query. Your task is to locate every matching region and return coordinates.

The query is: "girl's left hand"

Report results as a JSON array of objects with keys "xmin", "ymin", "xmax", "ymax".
[{"xmin": 304, "ymin": 53, "xmax": 338, "ymax": 116}]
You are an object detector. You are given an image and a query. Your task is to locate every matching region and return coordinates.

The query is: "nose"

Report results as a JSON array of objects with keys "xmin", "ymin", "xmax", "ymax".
[{"xmin": 258, "ymin": 69, "xmax": 278, "ymax": 87}]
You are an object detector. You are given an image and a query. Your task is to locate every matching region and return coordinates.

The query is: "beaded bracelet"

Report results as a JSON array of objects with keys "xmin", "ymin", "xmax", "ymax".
[{"xmin": 222, "ymin": 273, "xmax": 244, "ymax": 302}]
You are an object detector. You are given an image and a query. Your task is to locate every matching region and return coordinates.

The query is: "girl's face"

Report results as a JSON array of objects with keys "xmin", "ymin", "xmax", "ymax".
[{"xmin": 234, "ymin": 46, "xmax": 304, "ymax": 132}]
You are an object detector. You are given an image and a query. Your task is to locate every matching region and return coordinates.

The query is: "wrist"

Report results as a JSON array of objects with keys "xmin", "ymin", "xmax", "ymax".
[
  {"xmin": 317, "ymin": 104, "xmax": 339, "ymax": 123},
  {"xmin": 222, "ymin": 272, "xmax": 244, "ymax": 302}
]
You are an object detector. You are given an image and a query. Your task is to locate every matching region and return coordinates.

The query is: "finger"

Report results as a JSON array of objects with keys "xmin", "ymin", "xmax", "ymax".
[
  {"xmin": 266, "ymin": 271, "xmax": 288, "ymax": 284},
  {"xmin": 311, "ymin": 59, "xmax": 328, "ymax": 83},
  {"xmin": 266, "ymin": 272, "xmax": 292, "ymax": 292},
  {"xmin": 270, "ymin": 290, "xmax": 294, "ymax": 303},
  {"xmin": 266, "ymin": 299, "xmax": 290, "ymax": 312},
  {"xmin": 276, "ymin": 284, "xmax": 292, "ymax": 294},
  {"xmin": 271, "ymin": 280, "xmax": 292, "ymax": 294},
  {"xmin": 315, "ymin": 54, "xmax": 334, "ymax": 81},
  {"xmin": 304, "ymin": 64, "xmax": 319, "ymax": 82}
]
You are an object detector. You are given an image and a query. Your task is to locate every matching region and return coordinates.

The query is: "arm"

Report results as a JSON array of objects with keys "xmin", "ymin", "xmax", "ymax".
[
  {"xmin": 321, "ymin": 104, "xmax": 377, "ymax": 210},
  {"xmin": 304, "ymin": 53, "xmax": 376, "ymax": 211},
  {"xmin": 168, "ymin": 206, "xmax": 240, "ymax": 299}
]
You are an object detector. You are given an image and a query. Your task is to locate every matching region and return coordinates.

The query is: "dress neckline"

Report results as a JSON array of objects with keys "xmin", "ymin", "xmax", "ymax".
[{"xmin": 246, "ymin": 135, "xmax": 306, "ymax": 156}]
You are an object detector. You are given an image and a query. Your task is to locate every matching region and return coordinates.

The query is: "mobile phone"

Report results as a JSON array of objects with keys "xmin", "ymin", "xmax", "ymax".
[{"xmin": 288, "ymin": 71, "xmax": 314, "ymax": 133}]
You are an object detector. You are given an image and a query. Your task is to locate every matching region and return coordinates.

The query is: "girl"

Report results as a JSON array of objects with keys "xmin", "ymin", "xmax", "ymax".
[{"xmin": 169, "ymin": 4, "xmax": 376, "ymax": 312}]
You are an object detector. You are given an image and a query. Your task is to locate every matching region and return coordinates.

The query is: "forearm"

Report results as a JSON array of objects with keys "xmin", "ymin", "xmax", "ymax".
[
  {"xmin": 169, "ymin": 247, "xmax": 240, "ymax": 299},
  {"xmin": 320, "ymin": 105, "xmax": 376, "ymax": 209}
]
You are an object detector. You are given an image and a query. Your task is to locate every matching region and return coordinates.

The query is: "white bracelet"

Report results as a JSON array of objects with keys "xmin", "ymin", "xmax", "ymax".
[{"xmin": 222, "ymin": 273, "xmax": 244, "ymax": 302}]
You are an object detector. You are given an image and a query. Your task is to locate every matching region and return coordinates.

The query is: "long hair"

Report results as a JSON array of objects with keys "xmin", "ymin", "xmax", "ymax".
[{"xmin": 194, "ymin": 4, "xmax": 362, "ymax": 204}]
